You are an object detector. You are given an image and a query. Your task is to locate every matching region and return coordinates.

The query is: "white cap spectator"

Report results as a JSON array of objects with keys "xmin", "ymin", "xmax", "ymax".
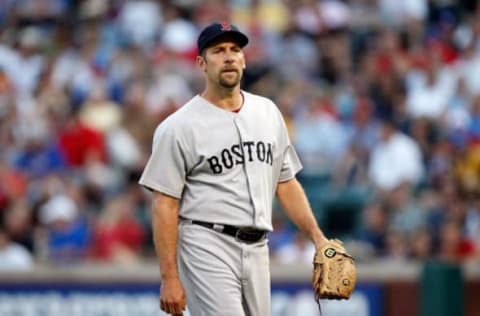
[
  {"xmin": 39, "ymin": 195, "xmax": 78, "ymax": 225},
  {"xmin": 118, "ymin": 0, "xmax": 162, "ymax": 48},
  {"xmin": 319, "ymin": 0, "xmax": 351, "ymax": 30},
  {"xmin": 161, "ymin": 19, "xmax": 197, "ymax": 53}
]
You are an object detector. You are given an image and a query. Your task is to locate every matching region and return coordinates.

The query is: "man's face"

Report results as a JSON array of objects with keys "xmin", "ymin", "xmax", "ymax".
[{"xmin": 198, "ymin": 39, "xmax": 246, "ymax": 89}]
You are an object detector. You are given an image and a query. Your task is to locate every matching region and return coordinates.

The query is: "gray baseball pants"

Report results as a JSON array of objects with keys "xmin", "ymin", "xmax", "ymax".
[{"xmin": 177, "ymin": 221, "xmax": 270, "ymax": 316}]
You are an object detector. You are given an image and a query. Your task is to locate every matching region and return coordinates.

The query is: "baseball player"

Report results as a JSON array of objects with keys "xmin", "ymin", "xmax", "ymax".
[{"xmin": 139, "ymin": 21, "xmax": 329, "ymax": 316}]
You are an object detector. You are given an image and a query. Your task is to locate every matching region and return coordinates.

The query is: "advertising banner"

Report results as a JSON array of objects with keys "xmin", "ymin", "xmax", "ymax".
[{"xmin": 0, "ymin": 282, "xmax": 383, "ymax": 316}]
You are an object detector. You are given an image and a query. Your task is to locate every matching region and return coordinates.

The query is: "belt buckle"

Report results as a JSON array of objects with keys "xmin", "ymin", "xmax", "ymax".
[{"xmin": 235, "ymin": 228, "xmax": 265, "ymax": 244}]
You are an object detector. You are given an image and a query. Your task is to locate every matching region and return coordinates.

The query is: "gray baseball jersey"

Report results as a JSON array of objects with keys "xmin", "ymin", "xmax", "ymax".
[{"xmin": 139, "ymin": 91, "xmax": 302, "ymax": 231}]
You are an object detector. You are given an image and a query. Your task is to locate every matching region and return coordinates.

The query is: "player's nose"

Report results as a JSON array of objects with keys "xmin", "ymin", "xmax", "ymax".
[
  {"xmin": 224, "ymin": 49, "xmax": 238, "ymax": 62},
  {"xmin": 224, "ymin": 54, "xmax": 235, "ymax": 64}
]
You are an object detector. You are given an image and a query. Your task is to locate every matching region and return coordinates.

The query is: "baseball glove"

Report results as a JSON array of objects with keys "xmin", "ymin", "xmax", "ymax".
[{"xmin": 312, "ymin": 239, "xmax": 356, "ymax": 300}]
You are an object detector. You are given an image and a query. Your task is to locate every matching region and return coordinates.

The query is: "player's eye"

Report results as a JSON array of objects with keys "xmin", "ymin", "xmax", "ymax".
[{"xmin": 211, "ymin": 47, "xmax": 224, "ymax": 54}]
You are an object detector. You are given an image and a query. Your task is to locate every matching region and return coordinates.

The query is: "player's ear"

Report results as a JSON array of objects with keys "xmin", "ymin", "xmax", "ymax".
[{"xmin": 196, "ymin": 55, "xmax": 207, "ymax": 71}]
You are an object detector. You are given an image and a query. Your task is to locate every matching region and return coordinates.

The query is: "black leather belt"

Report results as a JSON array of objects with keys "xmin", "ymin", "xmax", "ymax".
[{"xmin": 187, "ymin": 219, "xmax": 267, "ymax": 244}]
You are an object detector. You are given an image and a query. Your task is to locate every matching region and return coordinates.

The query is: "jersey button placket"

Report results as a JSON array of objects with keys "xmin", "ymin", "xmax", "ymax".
[{"xmin": 234, "ymin": 117, "xmax": 258, "ymax": 224}]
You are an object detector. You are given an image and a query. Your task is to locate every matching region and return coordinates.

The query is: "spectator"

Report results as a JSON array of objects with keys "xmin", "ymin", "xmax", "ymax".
[
  {"xmin": 117, "ymin": 0, "xmax": 162, "ymax": 50},
  {"xmin": 273, "ymin": 231, "xmax": 316, "ymax": 265},
  {"xmin": 456, "ymin": 41, "xmax": 480, "ymax": 96},
  {"xmin": 0, "ymin": 223, "xmax": 33, "ymax": 271},
  {"xmin": 384, "ymin": 229, "xmax": 409, "ymax": 261},
  {"xmin": 0, "ymin": 161, "xmax": 27, "ymax": 211},
  {"xmin": 405, "ymin": 52, "xmax": 456, "ymax": 120},
  {"xmin": 368, "ymin": 115, "xmax": 424, "ymax": 192},
  {"xmin": 355, "ymin": 201, "xmax": 388, "ymax": 257},
  {"xmin": 13, "ymin": 129, "xmax": 66, "ymax": 178},
  {"xmin": 269, "ymin": 212, "xmax": 295, "ymax": 254},
  {"xmin": 437, "ymin": 220, "xmax": 476, "ymax": 263},
  {"xmin": 336, "ymin": 96, "xmax": 378, "ymax": 187},
  {"xmin": 378, "ymin": 0, "xmax": 428, "ymax": 28},
  {"xmin": 293, "ymin": 90, "xmax": 348, "ymax": 175},
  {"xmin": 39, "ymin": 193, "xmax": 92, "ymax": 264},
  {"xmin": 2, "ymin": 199, "xmax": 34, "ymax": 252},
  {"xmin": 78, "ymin": 83, "xmax": 123, "ymax": 134},
  {"xmin": 387, "ymin": 182, "xmax": 427, "ymax": 236},
  {"xmin": 121, "ymin": 81, "xmax": 158, "ymax": 154},
  {"xmin": 465, "ymin": 198, "xmax": 480, "ymax": 253},
  {"xmin": 57, "ymin": 111, "xmax": 107, "ymax": 168},
  {"xmin": 468, "ymin": 94, "xmax": 480, "ymax": 141},
  {"xmin": 409, "ymin": 228, "xmax": 433, "ymax": 260},
  {"xmin": 0, "ymin": 26, "xmax": 45, "ymax": 100},
  {"xmin": 91, "ymin": 194, "xmax": 146, "ymax": 264}
]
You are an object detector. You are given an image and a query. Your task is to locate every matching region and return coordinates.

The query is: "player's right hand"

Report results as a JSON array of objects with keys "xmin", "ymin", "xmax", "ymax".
[{"xmin": 159, "ymin": 277, "xmax": 186, "ymax": 315}]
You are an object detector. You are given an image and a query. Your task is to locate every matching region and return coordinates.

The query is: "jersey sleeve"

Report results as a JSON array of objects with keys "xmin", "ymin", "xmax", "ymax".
[
  {"xmin": 138, "ymin": 122, "xmax": 187, "ymax": 199},
  {"xmin": 275, "ymin": 105, "xmax": 303, "ymax": 182},
  {"xmin": 278, "ymin": 141, "xmax": 302, "ymax": 182}
]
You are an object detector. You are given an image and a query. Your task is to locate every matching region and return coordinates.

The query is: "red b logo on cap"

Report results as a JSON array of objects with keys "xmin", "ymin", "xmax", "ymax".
[{"xmin": 220, "ymin": 21, "xmax": 231, "ymax": 31}]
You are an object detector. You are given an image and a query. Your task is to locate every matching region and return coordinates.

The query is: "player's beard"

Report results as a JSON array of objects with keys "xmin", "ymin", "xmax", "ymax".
[{"xmin": 218, "ymin": 70, "xmax": 241, "ymax": 88}]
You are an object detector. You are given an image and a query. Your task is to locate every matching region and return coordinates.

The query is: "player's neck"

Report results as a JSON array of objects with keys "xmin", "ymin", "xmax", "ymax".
[{"xmin": 201, "ymin": 87, "xmax": 243, "ymax": 111}]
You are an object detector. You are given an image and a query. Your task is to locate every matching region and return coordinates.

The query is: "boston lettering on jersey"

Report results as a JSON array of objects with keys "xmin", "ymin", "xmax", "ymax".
[{"xmin": 207, "ymin": 141, "xmax": 273, "ymax": 174}]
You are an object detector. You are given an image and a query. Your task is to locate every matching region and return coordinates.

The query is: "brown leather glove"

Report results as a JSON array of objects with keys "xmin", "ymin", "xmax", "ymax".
[{"xmin": 312, "ymin": 239, "xmax": 356, "ymax": 300}]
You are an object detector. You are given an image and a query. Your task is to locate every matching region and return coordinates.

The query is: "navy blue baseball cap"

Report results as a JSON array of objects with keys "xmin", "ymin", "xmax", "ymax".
[{"xmin": 197, "ymin": 22, "xmax": 249, "ymax": 53}]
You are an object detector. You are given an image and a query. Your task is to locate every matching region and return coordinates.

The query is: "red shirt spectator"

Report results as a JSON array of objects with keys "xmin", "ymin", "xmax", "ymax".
[
  {"xmin": 91, "ymin": 195, "xmax": 146, "ymax": 263},
  {"xmin": 439, "ymin": 220, "xmax": 477, "ymax": 263},
  {"xmin": 57, "ymin": 117, "xmax": 107, "ymax": 167}
]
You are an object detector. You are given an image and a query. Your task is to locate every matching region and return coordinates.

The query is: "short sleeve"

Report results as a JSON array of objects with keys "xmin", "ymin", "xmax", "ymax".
[
  {"xmin": 276, "ymin": 108, "xmax": 302, "ymax": 182},
  {"xmin": 138, "ymin": 123, "xmax": 187, "ymax": 198},
  {"xmin": 278, "ymin": 143, "xmax": 302, "ymax": 182}
]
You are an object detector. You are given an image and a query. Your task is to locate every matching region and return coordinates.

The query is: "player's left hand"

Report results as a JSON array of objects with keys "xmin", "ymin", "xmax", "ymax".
[{"xmin": 312, "ymin": 239, "xmax": 356, "ymax": 300}]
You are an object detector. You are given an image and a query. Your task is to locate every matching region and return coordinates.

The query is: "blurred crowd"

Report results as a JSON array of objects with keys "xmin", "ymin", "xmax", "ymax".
[{"xmin": 0, "ymin": 0, "xmax": 480, "ymax": 270}]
